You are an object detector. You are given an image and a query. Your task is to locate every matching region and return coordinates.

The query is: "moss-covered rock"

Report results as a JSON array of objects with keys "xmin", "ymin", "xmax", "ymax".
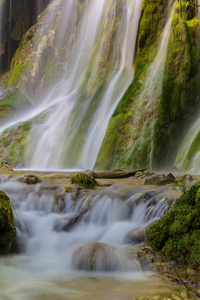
[
  {"xmin": 0, "ymin": 190, "xmax": 16, "ymax": 253},
  {"xmin": 72, "ymin": 242, "xmax": 129, "ymax": 272},
  {"xmin": 0, "ymin": 88, "xmax": 32, "ymax": 124},
  {"xmin": 144, "ymin": 173, "xmax": 175, "ymax": 186},
  {"xmin": 146, "ymin": 183, "xmax": 200, "ymax": 269},
  {"xmin": 71, "ymin": 173, "xmax": 99, "ymax": 189},
  {"xmin": 96, "ymin": 1, "xmax": 200, "ymax": 171}
]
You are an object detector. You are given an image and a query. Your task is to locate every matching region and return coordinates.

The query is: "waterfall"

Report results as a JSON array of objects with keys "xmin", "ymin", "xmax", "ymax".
[
  {"xmin": 0, "ymin": 180, "xmax": 176, "ymax": 282},
  {"xmin": 24, "ymin": 0, "xmax": 143, "ymax": 170}
]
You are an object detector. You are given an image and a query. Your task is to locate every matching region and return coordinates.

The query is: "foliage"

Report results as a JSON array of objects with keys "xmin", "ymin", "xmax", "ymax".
[
  {"xmin": 0, "ymin": 190, "xmax": 16, "ymax": 252},
  {"xmin": 71, "ymin": 173, "xmax": 99, "ymax": 189},
  {"xmin": 147, "ymin": 183, "xmax": 200, "ymax": 269}
]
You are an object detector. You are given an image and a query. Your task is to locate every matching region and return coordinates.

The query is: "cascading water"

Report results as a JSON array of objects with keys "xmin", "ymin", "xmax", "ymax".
[
  {"xmin": 0, "ymin": 178, "xmax": 179, "ymax": 299},
  {"xmin": 25, "ymin": 0, "xmax": 143, "ymax": 170}
]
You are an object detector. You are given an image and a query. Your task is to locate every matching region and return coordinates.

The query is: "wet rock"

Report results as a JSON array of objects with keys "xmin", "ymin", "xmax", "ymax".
[
  {"xmin": 134, "ymin": 171, "xmax": 146, "ymax": 178},
  {"xmin": 182, "ymin": 174, "xmax": 195, "ymax": 183},
  {"xmin": 0, "ymin": 161, "xmax": 13, "ymax": 171},
  {"xmin": 85, "ymin": 169, "xmax": 95, "ymax": 178},
  {"xmin": 17, "ymin": 174, "xmax": 41, "ymax": 185},
  {"xmin": 144, "ymin": 173, "xmax": 175, "ymax": 186},
  {"xmin": 54, "ymin": 191, "xmax": 65, "ymax": 212},
  {"xmin": 25, "ymin": 175, "xmax": 41, "ymax": 185},
  {"xmin": 17, "ymin": 176, "xmax": 26, "ymax": 183},
  {"xmin": 72, "ymin": 242, "xmax": 128, "ymax": 272},
  {"xmin": 71, "ymin": 173, "xmax": 99, "ymax": 189},
  {"xmin": 0, "ymin": 190, "xmax": 16, "ymax": 253},
  {"xmin": 0, "ymin": 89, "xmax": 32, "ymax": 123},
  {"xmin": 125, "ymin": 227, "xmax": 146, "ymax": 245},
  {"xmin": 54, "ymin": 204, "xmax": 90, "ymax": 232},
  {"xmin": 64, "ymin": 186, "xmax": 73, "ymax": 193}
]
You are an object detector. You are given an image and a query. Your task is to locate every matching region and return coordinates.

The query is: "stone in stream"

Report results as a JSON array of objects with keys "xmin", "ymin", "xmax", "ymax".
[
  {"xmin": 125, "ymin": 227, "xmax": 146, "ymax": 245},
  {"xmin": 0, "ymin": 190, "xmax": 16, "ymax": 253},
  {"xmin": 0, "ymin": 161, "xmax": 13, "ymax": 171},
  {"xmin": 17, "ymin": 174, "xmax": 41, "ymax": 184},
  {"xmin": 71, "ymin": 173, "xmax": 99, "ymax": 189},
  {"xmin": 72, "ymin": 242, "xmax": 136, "ymax": 272},
  {"xmin": 144, "ymin": 173, "xmax": 175, "ymax": 186}
]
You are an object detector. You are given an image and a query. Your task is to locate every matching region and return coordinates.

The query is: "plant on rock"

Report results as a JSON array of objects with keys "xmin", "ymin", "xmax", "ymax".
[{"xmin": 71, "ymin": 173, "xmax": 99, "ymax": 189}]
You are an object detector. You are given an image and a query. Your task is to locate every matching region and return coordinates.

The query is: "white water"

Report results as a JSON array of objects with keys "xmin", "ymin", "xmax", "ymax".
[
  {"xmin": 22, "ymin": 0, "xmax": 143, "ymax": 170},
  {"xmin": 0, "ymin": 179, "xmax": 177, "ymax": 298}
]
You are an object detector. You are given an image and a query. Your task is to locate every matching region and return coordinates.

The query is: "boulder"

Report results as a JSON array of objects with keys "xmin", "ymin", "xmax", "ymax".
[
  {"xmin": 71, "ymin": 173, "xmax": 99, "ymax": 189},
  {"xmin": 17, "ymin": 174, "xmax": 41, "ymax": 184},
  {"xmin": 125, "ymin": 227, "xmax": 146, "ymax": 245},
  {"xmin": 0, "ymin": 190, "xmax": 16, "ymax": 253},
  {"xmin": 144, "ymin": 173, "xmax": 175, "ymax": 186},
  {"xmin": 54, "ymin": 204, "xmax": 90, "ymax": 232},
  {"xmin": 0, "ymin": 161, "xmax": 13, "ymax": 171},
  {"xmin": 72, "ymin": 242, "xmax": 130, "ymax": 272}
]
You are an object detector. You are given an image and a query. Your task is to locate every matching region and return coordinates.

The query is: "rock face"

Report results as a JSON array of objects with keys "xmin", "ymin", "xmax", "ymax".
[
  {"xmin": 146, "ymin": 183, "xmax": 200, "ymax": 269},
  {"xmin": 0, "ymin": 88, "xmax": 32, "ymax": 124},
  {"xmin": 0, "ymin": 190, "xmax": 16, "ymax": 253},
  {"xmin": 0, "ymin": 0, "xmax": 50, "ymax": 75},
  {"xmin": 95, "ymin": 0, "xmax": 200, "ymax": 171}
]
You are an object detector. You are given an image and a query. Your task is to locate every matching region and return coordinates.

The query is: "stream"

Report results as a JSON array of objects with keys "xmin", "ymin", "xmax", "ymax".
[{"xmin": 0, "ymin": 174, "xmax": 194, "ymax": 299}]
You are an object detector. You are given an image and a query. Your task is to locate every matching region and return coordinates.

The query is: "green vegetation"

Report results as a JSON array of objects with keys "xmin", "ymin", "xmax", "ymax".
[
  {"xmin": 147, "ymin": 183, "xmax": 200, "ymax": 269},
  {"xmin": 135, "ymin": 0, "xmax": 169, "ymax": 72},
  {"xmin": 0, "ymin": 89, "xmax": 32, "ymax": 124},
  {"xmin": 71, "ymin": 173, "xmax": 99, "ymax": 189},
  {"xmin": 0, "ymin": 190, "xmax": 16, "ymax": 252},
  {"xmin": 152, "ymin": 11, "xmax": 200, "ymax": 169},
  {"xmin": 96, "ymin": 0, "xmax": 200, "ymax": 171}
]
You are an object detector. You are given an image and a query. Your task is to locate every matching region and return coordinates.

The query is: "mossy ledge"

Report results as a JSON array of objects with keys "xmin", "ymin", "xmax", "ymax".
[
  {"xmin": 146, "ymin": 183, "xmax": 200, "ymax": 269},
  {"xmin": 0, "ymin": 190, "xmax": 16, "ymax": 253}
]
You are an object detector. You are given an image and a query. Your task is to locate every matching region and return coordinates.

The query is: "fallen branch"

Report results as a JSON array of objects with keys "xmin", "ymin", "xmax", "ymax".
[{"xmin": 93, "ymin": 169, "xmax": 147, "ymax": 179}]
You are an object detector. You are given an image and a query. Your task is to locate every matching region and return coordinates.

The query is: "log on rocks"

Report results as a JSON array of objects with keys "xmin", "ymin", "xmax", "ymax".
[{"xmin": 92, "ymin": 169, "xmax": 147, "ymax": 179}]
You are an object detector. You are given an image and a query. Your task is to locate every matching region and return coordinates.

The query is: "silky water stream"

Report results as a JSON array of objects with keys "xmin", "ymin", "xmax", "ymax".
[{"xmin": 0, "ymin": 177, "xmax": 193, "ymax": 299}]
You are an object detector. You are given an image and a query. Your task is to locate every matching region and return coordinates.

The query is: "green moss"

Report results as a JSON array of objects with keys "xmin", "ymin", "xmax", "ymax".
[
  {"xmin": 152, "ymin": 13, "xmax": 200, "ymax": 169},
  {"xmin": 147, "ymin": 183, "xmax": 200, "ymax": 268},
  {"xmin": 71, "ymin": 173, "xmax": 99, "ymax": 189},
  {"xmin": 182, "ymin": 131, "xmax": 200, "ymax": 170},
  {"xmin": 7, "ymin": 61, "xmax": 33, "ymax": 88},
  {"xmin": 7, "ymin": 130, "xmax": 30, "ymax": 166},
  {"xmin": 0, "ymin": 190, "xmax": 16, "ymax": 250},
  {"xmin": 135, "ymin": 0, "xmax": 170, "ymax": 72}
]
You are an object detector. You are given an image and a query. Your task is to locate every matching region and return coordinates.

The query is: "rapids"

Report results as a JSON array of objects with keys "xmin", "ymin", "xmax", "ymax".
[{"xmin": 0, "ymin": 175, "xmax": 191, "ymax": 299}]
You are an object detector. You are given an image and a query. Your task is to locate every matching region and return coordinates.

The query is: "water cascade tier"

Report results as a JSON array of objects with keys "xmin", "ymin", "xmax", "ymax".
[{"xmin": 0, "ymin": 177, "xmax": 180, "ymax": 298}]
